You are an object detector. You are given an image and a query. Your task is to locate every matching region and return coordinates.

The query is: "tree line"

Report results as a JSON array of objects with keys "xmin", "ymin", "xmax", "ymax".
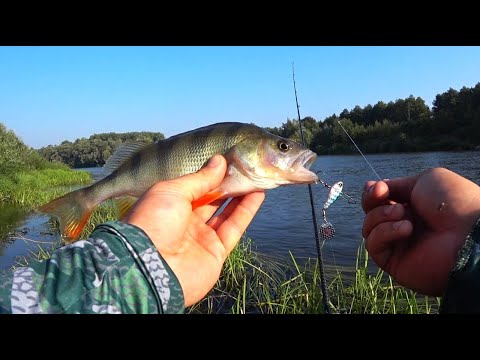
[
  {"xmin": 38, "ymin": 132, "xmax": 165, "ymax": 168},
  {"xmin": 266, "ymin": 82, "xmax": 480, "ymax": 154},
  {"xmin": 37, "ymin": 82, "xmax": 480, "ymax": 168}
]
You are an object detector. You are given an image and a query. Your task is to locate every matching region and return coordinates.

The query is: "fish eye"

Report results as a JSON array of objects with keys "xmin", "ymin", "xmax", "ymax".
[{"xmin": 277, "ymin": 140, "xmax": 290, "ymax": 152}]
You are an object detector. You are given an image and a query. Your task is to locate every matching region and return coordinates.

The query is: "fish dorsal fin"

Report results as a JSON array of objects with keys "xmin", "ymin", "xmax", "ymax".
[{"xmin": 103, "ymin": 141, "xmax": 151, "ymax": 175}]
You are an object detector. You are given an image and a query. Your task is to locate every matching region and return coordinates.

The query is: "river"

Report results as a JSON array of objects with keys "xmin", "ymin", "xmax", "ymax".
[{"xmin": 1, "ymin": 151, "xmax": 479, "ymax": 275}]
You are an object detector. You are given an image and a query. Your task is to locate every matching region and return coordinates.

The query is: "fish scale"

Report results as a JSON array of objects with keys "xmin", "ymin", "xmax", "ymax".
[{"xmin": 38, "ymin": 122, "xmax": 319, "ymax": 241}]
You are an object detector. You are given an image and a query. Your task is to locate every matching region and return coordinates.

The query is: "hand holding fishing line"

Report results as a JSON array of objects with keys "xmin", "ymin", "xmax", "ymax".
[
  {"xmin": 362, "ymin": 167, "xmax": 480, "ymax": 296},
  {"xmin": 123, "ymin": 155, "xmax": 265, "ymax": 307}
]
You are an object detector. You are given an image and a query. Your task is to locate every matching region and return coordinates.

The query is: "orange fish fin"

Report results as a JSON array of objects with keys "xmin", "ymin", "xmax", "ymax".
[
  {"xmin": 114, "ymin": 196, "xmax": 138, "ymax": 219},
  {"xmin": 191, "ymin": 190, "xmax": 227, "ymax": 209},
  {"xmin": 38, "ymin": 189, "xmax": 94, "ymax": 242},
  {"xmin": 64, "ymin": 210, "xmax": 92, "ymax": 241}
]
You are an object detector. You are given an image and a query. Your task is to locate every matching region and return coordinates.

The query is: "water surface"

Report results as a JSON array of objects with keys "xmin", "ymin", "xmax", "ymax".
[{"xmin": 1, "ymin": 151, "xmax": 479, "ymax": 274}]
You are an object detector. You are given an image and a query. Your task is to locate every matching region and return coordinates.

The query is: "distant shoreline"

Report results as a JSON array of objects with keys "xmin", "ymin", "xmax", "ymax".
[{"xmin": 70, "ymin": 148, "xmax": 480, "ymax": 170}]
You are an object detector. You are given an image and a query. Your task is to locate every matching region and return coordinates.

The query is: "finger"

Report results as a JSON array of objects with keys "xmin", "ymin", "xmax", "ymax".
[
  {"xmin": 365, "ymin": 220, "xmax": 413, "ymax": 269},
  {"xmin": 384, "ymin": 174, "xmax": 420, "ymax": 204},
  {"xmin": 362, "ymin": 203, "xmax": 406, "ymax": 239},
  {"xmin": 214, "ymin": 191, "xmax": 265, "ymax": 254},
  {"xmin": 364, "ymin": 181, "xmax": 377, "ymax": 192},
  {"xmin": 362, "ymin": 181, "xmax": 390, "ymax": 213},
  {"xmin": 208, "ymin": 197, "xmax": 243, "ymax": 230},
  {"xmin": 193, "ymin": 198, "xmax": 229, "ymax": 223},
  {"xmin": 361, "ymin": 181, "xmax": 378, "ymax": 212},
  {"xmin": 148, "ymin": 155, "xmax": 227, "ymax": 202}
]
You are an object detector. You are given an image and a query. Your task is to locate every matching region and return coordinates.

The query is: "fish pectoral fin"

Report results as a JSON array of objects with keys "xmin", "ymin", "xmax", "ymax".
[
  {"xmin": 114, "ymin": 195, "xmax": 139, "ymax": 219},
  {"xmin": 191, "ymin": 190, "xmax": 227, "ymax": 209}
]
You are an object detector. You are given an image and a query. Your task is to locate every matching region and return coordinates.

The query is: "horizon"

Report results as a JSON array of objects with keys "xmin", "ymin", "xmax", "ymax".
[{"xmin": 1, "ymin": 46, "xmax": 479, "ymax": 149}]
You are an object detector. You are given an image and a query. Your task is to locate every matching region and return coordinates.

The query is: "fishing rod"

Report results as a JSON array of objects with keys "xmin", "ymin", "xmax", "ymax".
[{"xmin": 292, "ymin": 63, "xmax": 331, "ymax": 314}]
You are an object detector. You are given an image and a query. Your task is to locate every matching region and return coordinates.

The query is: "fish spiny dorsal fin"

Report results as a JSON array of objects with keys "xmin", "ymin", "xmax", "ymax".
[{"xmin": 103, "ymin": 141, "xmax": 151, "ymax": 175}]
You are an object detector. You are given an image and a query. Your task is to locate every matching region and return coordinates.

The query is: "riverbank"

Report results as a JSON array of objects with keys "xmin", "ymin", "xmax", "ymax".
[
  {"xmin": 187, "ymin": 238, "xmax": 440, "ymax": 314},
  {"xmin": 0, "ymin": 122, "xmax": 93, "ymax": 207},
  {"xmin": 4, "ymin": 229, "xmax": 439, "ymax": 314},
  {"xmin": 0, "ymin": 168, "xmax": 91, "ymax": 207},
  {"xmin": 0, "ymin": 179, "xmax": 440, "ymax": 313}
]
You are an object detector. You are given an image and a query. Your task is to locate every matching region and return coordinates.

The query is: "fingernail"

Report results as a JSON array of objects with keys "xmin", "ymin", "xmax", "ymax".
[
  {"xmin": 384, "ymin": 204, "xmax": 395, "ymax": 215},
  {"xmin": 368, "ymin": 184, "xmax": 374, "ymax": 194},
  {"xmin": 207, "ymin": 155, "xmax": 221, "ymax": 168},
  {"xmin": 393, "ymin": 220, "xmax": 405, "ymax": 231}
]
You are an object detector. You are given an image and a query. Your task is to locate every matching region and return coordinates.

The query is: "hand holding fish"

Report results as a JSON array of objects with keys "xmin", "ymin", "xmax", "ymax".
[
  {"xmin": 362, "ymin": 167, "xmax": 480, "ymax": 296},
  {"xmin": 123, "ymin": 155, "xmax": 265, "ymax": 307}
]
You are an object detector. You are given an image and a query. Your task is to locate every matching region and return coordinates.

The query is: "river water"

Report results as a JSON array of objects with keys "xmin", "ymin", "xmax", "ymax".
[{"xmin": 1, "ymin": 151, "xmax": 479, "ymax": 275}]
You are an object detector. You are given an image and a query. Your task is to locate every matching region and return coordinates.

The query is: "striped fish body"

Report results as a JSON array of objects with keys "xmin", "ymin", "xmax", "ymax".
[
  {"xmin": 87, "ymin": 123, "xmax": 247, "ymax": 202},
  {"xmin": 39, "ymin": 122, "xmax": 318, "ymax": 241}
]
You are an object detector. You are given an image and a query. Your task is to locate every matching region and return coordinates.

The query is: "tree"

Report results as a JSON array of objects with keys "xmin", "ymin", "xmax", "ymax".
[{"xmin": 37, "ymin": 131, "xmax": 165, "ymax": 168}]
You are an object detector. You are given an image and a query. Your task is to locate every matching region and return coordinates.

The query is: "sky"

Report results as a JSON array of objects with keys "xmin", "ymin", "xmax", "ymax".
[{"xmin": 1, "ymin": 46, "xmax": 479, "ymax": 149}]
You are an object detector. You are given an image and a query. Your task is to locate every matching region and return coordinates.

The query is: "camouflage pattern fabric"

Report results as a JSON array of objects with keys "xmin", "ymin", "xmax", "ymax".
[
  {"xmin": 0, "ymin": 221, "xmax": 184, "ymax": 314},
  {"xmin": 441, "ymin": 217, "xmax": 480, "ymax": 313}
]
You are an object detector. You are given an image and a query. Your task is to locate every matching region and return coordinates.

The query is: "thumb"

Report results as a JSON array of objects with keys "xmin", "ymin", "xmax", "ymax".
[
  {"xmin": 150, "ymin": 155, "xmax": 228, "ymax": 202},
  {"xmin": 384, "ymin": 174, "xmax": 420, "ymax": 204}
]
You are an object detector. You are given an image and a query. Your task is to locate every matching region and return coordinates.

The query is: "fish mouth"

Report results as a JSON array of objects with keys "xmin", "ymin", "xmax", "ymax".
[{"xmin": 289, "ymin": 150, "xmax": 319, "ymax": 183}]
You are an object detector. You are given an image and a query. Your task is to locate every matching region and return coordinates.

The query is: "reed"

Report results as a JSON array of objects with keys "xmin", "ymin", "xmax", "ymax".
[
  {"xmin": 0, "ymin": 169, "xmax": 91, "ymax": 206},
  {"xmin": 6, "ymin": 203, "xmax": 440, "ymax": 314},
  {"xmin": 187, "ymin": 238, "xmax": 441, "ymax": 314}
]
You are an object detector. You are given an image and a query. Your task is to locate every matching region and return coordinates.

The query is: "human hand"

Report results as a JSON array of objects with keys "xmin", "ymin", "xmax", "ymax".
[
  {"xmin": 362, "ymin": 167, "xmax": 480, "ymax": 296},
  {"xmin": 123, "ymin": 155, "xmax": 265, "ymax": 307}
]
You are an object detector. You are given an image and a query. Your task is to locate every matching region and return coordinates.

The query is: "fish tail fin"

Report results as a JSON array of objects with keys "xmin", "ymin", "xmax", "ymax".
[{"xmin": 38, "ymin": 189, "xmax": 94, "ymax": 242}]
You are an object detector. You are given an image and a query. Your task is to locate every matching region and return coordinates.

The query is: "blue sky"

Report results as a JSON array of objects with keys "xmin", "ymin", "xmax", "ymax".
[{"xmin": 1, "ymin": 46, "xmax": 479, "ymax": 149}]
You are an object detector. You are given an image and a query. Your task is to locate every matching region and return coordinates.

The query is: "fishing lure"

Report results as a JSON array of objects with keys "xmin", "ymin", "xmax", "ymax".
[
  {"xmin": 316, "ymin": 170, "xmax": 357, "ymax": 205},
  {"xmin": 318, "ymin": 181, "xmax": 343, "ymax": 241},
  {"xmin": 322, "ymin": 181, "xmax": 343, "ymax": 215}
]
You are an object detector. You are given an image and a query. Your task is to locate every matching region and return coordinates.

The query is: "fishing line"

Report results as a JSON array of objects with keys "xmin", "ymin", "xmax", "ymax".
[
  {"xmin": 292, "ymin": 63, "xmax": 331, "ymax": 314},
  {"xmin": 337, "ymin": 120, "xmax": 382, "ymax": 181}
]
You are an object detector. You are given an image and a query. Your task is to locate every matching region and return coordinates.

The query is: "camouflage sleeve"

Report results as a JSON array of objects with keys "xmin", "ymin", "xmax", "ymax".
[
  {"xmin": 0, "ymin": 221, "xmax": 184, "ymax": 314},
  {"xmin": 441, "ymin": 217, "xmax": 480, "ymax": 313}
]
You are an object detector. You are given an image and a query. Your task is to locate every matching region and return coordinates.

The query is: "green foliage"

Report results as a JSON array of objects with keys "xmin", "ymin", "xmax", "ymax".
[
  {"xmin": 0, "ymin": 122, "xmax": 92, "ymax": 206},
  {"xmin": 11, "ymin": 199, "xmax": 439, "ymax": 314},
  {"xmin": 0, "ymin": 169, "xmax": 91, "ymax": 206},
  {"xmin": 32, "ymin": 82, "xmax": 480, "ymax": 167},
  {"xmin": 0, "ymin": 123, "xmax": 69, "ymax": 173},
  {"xmin": 265, "ymin": 82, "xmax": 480, "ymax": 154},
  {"xmin": 187, "ymin": 238, "xmax": 440, "ymax": 314},
  {"xmin": 79, "ymin": 202, "xmax": 117, "ymax": 240},
  {"xmin": 37, "ymin": 131, "xmax": 165, "ymax": 168}
]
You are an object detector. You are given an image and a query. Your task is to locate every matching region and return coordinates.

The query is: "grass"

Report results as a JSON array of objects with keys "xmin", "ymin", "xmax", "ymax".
[
  {"xmin": 0, "ymin": 169, "xmax": 92, "ymax": 207},
  {"xmin": 0, "ymin": 122, "xmax": 92, "ymax": 206},
  {"xmin": 8, "ymin": 240, "xmax": 63, "ymax": 272},
  {"xmin": 187, "ymin": 238, "xmax": 441, "ymax": 314},
  {"xmin": 79, "ymin": 202, "xmax": 118, "ymax": 239},
  {"xmin": 5, "ymin": 212, "xmax": 441, "ymax": 314},
  {"xmin": 2, "ymin": 184, "xmax": 441, "ymax": 314}
]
